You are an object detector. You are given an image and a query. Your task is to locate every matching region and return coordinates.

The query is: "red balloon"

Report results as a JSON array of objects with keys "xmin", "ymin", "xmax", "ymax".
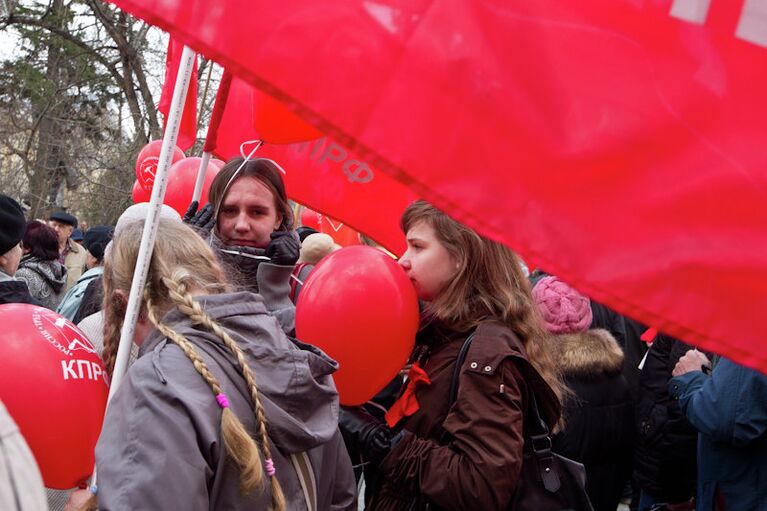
[
  {"xmin": 210, "ymin": 158, "xmax": 226, "ymax": 169},
  {"xmin": 300, "ymin": 207, "xmax": 321, "ymax": 229},
  {"xmin": 131, "ymin": 179, "xmax": 150, "ymax": 204},
  {"xmin": 253, "ymin": 89, "xmax": 323, "ymax": 144},
  {"xmin": 0, "ymin": 305, "xmax": 108, "ymax": 488},
  {"xmin": 163, "ymin": 157, "xmax": 221, "ymax": 215},
  {"xmin": 296, "ymin": 246, "xmax": 419, "ymax": 405},
  {"xmin": 135, "ymin": 140, "xmax": 185, "ymax": 191}
]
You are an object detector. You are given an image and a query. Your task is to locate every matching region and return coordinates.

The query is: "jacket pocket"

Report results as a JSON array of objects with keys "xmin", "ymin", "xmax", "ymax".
[{"xmin": 639, "ymin": 403, "xmax": 668, "ymax": 445}]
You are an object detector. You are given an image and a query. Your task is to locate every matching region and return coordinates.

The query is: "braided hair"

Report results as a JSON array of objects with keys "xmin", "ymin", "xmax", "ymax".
[{"xmin": 101, "ymin": 219, "xmax": 285, "ymax": 510}]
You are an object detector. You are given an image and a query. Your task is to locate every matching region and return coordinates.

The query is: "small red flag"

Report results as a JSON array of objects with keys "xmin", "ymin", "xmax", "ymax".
[{"xmin": 158, "ymin": 37, "xmax": 197, "ymax": 151}]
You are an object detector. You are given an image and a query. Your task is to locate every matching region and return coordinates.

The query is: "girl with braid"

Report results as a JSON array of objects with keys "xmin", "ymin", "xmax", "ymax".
[{"xmin": 86, "ymin": 219, "xmax": 356, "ymax": 510}]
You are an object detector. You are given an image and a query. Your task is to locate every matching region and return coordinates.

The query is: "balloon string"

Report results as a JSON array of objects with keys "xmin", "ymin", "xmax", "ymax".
[
  {"xmin": 239, "ymin": 139, "xmax": 263, "ymax": 160},
  {"xmin": 238, "ymin": 140, "xmax": 288, "ymax": 175},
  {"xmin": 214, "ymin": 140, "xmax": 263, "ymax": 219},
  {"xmin": 289, "ymin": 274, "xmax": 304, "ymax": 286}
]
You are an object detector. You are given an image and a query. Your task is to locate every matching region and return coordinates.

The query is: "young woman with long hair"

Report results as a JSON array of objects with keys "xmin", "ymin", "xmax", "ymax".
[
  {"xmin": 184, "ymin": 157, "xmax": 300, "ymax": 334},
  {"xmin": 89, "ymin": 219, "xmax": 355, "ymax": 510},
  {"xmin": 340, "ymin": 200, "xmax": 568, "ymax": 510}
]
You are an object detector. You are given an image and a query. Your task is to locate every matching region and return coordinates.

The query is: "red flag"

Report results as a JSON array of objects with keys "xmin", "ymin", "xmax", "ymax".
[
  {"xmin": 109, "ymin": 0, "xmax": 767, "ymax": 374},
  {"xmin": 207, "ymin": 75, "xmax": 414, "ymax": 255},
  {"xmin": 158, "ymin": 37, "xmax": 197, "ymax": 151}
]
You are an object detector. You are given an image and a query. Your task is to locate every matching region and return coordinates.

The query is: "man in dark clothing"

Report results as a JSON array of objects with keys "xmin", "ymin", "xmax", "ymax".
[
  {"xmin": 590, "ymin": 302, "xmax": 650, "ymax": 397},
  {"xmin": 0, "ymin": 194, "xmax": 39, "ymax": 305},
  {"xmin": 634, "ymin": 332, "xmax": 701, "ymax": 510}
]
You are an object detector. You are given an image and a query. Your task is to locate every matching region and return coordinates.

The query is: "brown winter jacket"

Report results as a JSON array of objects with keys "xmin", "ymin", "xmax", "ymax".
[
  {"xmin": 369, "ymin": 320, "xmax": 560, "ymax": 511},
  {"xmin": 96, "ymin": 292, "xmax": 356, "ymax": 510}
]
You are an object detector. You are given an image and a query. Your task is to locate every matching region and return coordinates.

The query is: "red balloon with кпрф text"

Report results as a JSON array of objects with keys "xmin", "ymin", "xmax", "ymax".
[{"xmin": 0, "ymin": 304, "xmax": 108, "ymax": 489}]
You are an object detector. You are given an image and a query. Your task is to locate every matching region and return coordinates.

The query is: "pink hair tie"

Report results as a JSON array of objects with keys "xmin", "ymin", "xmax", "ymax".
[
  {"xmin": 215, "ymin": 393, "xmax": 230, "ymax": 409},
  {"xmin": 264, "ymin": 458, "xmax": 276, "ymax": 477}
]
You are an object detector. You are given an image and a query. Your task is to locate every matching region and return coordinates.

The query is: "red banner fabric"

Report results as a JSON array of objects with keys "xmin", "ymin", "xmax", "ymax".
[
  {"xmin": 209, "ymin": 75, "xmax": 414, "ymax": 255},
  {"xmin": 202, "ymin": 71, "xmax": 232, "ymax": 154},
  {"xmin": 260, "ymin": 139, "xmax": 415, "ymax": 255},
  {"xmin": 108, "ymin": 0, "xmax": 767, "ymax": 374},
  {"xmin": 158, "ymin": 37, "xmax": 198, "ymax": 151}
]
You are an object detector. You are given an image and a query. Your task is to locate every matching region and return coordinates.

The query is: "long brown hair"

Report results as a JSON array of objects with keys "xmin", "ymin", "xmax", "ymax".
[
  {"xmin": 208, "ymin": 158, "xmax": 293, "ymax": 232},
  {"xmin": 100, "ymin": 219, "xmax": 286, "ymax": 509},
  {"xmin": 401, "ymin": 200, "xmax": 567, "ymax": 407}
]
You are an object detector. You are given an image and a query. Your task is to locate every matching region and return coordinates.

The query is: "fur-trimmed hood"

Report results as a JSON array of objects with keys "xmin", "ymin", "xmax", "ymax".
[{"xmin": 552, "ymin": 328, "xmax": 624, "ymax": 379}]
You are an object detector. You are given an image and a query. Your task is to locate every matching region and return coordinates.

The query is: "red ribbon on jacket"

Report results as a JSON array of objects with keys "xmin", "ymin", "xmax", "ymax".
[{"xmin": 385, "ymin": 362, "xmax": 431, "ymax": 427}]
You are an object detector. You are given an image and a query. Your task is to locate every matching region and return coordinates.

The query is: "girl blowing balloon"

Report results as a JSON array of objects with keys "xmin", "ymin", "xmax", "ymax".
[
  {"xmin": 340, "ymin": 201, "xmax": 568, "ymax": 510},
  {"xmin": 90, "ymin": 220, "xmax": 355, "ymax": 510}
]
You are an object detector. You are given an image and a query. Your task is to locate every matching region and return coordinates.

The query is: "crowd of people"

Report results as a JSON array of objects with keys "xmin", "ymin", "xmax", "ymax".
[{"xmin": 0, "ymin": 154, "xmax": 765, "ymax": 511}]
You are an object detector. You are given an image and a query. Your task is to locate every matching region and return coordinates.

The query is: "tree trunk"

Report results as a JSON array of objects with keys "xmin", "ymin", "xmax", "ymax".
[{"xmin": 27, "ymin": 0, "xmax": 68, "ymax": 218}]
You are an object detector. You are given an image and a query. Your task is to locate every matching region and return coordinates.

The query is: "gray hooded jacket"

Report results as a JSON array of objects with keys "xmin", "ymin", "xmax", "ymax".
[{"xmin": 95, "ymin": 292, "xmax": 356, "ymax": 510}]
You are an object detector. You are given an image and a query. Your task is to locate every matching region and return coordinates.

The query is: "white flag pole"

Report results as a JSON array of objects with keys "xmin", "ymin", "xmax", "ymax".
[
  {"xmin": 191, "ymin": 151, "xmax": 212, "ymax": 203},
  {"xmin": 108, "ymin": 44, "xmax": 197, "ymax": 399},
  {"xmin": 88, "ymin": 44, "xmax": 196, "ymax": 493}
]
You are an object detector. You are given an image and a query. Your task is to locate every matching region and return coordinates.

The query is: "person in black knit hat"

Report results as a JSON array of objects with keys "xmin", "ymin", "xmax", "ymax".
[{"xmin": 0, "ymin": 194, "xmax": 40, "ymax": 305}]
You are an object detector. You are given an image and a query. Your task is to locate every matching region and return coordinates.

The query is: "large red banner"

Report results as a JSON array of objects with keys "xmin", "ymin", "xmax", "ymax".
[{"xmin": 109, "ymin": 0, "xmax": 767, "ymax": 373}]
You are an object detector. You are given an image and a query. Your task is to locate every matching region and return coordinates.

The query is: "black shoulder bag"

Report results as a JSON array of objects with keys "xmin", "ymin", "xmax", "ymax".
[{"xmin": 445, "ymin": 333, "xmax": 594, "ymax": 511}]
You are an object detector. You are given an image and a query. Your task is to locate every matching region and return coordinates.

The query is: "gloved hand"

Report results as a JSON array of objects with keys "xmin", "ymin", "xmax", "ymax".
[
  {"xmin": 339, "ymin": 406, "xmax": 401, "ymax": 465},
  {"xmin": 182, "ymin": 201, "xmax": 215, "ymax": 237},
  {"xmin": 265, "ymin": 230, "xmax": 300, "ymax": 266}
]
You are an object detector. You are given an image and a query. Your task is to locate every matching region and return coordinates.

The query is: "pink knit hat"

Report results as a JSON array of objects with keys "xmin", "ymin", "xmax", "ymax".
[{"xmin": 532, "ymin": 276, "xmax": 593, "ymax": 334}]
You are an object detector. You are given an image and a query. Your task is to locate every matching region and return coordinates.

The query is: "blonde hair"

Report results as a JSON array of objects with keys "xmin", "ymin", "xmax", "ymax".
[
  {"xmin": 100, "ymin": 220, "xmax": 285, "ymax": 510},
  {"xmin": 401, "ymin": 200, "xmax": 568, "ymax": 410}
]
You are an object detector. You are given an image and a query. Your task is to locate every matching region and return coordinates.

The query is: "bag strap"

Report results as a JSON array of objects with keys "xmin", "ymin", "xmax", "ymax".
[
  {"xmin": 526, "ymin": 391, "xmax": 551, "ymax": 437},
  {"xmin": 444, "ymin": 331, "xmax": 563, "ymax": 493},
  {"xmin": 446, "ymin": 331, "xmax": 550, "ymax": 439},
  {"xmin": 290, "ymin": 452, "xmax": 317, "ymax": 511},
  {"xmin": 448, "ymin": 332, "xmax": 476, "ymax": 405}
]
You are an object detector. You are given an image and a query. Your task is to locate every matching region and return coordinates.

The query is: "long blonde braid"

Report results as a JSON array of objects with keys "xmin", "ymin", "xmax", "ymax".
[
  {"xmin": 162, "ymin": 275, "xmax": 286, "ymax": 511},
  {"xmin": 102, "ymin": 219, "xmax": 287, "ymax": 510},
  {"xmin": 144, "ymin": 293, "xmax": 270, "ymax": 496}
]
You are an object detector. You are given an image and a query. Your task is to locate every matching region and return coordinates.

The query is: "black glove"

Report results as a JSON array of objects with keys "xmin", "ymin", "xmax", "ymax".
[
  {"xmin": 339, "ymin": 406, "xmax": 400, "ymax": 465},
  {"xmin": 264, "ymin": 230, "xmax": 300, "ymax": 266},
  {"xmin": 182, "ymin": 201, "xmax": 215, "ymax": 237}
]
